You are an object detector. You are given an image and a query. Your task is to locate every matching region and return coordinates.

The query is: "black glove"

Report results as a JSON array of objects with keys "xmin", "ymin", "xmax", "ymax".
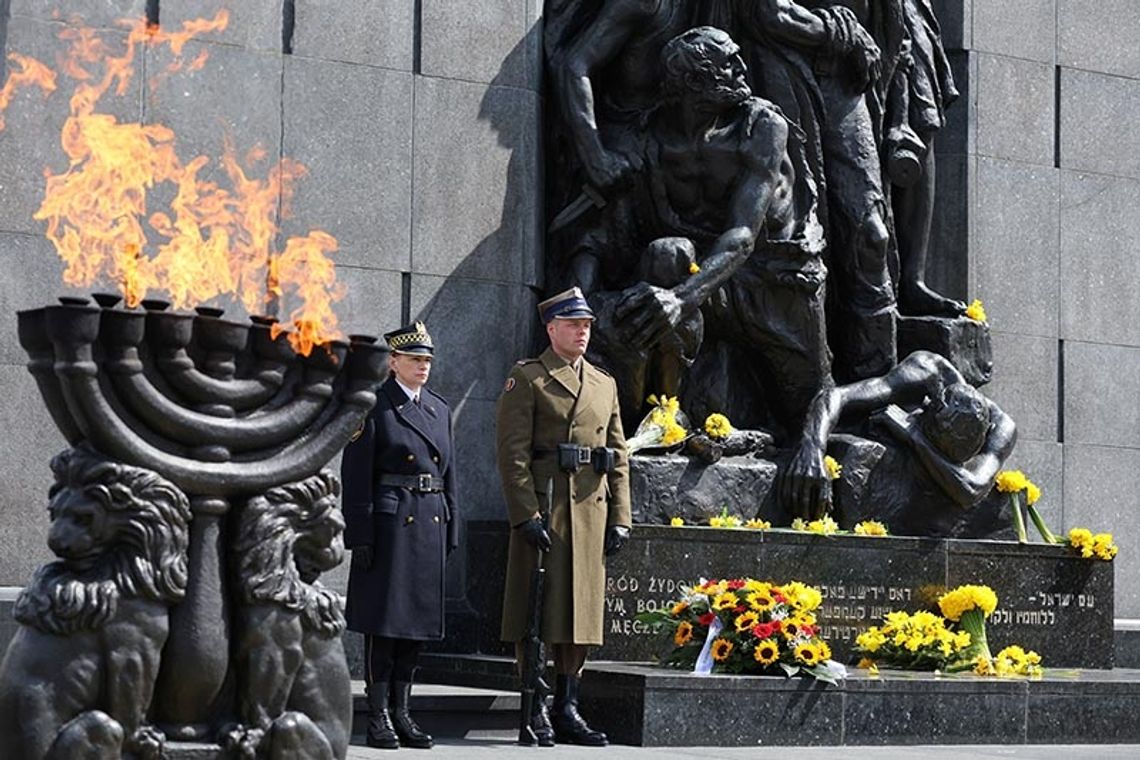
[
  {"xmin": 604, "ymin": 525, "xmax": 630, "ymax": 556},
  {"xmin": 351, "ymin": 545, "xmax": 374, "ymax": 571},
  {"xmin": 517, "ymin": 517, "xmax": 552, "ymax": 552}
]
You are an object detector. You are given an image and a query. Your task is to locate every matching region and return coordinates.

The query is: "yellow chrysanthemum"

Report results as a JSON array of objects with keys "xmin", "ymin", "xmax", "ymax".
[
  {"xmin": 704, "ymin": 413, "xmax": 733, "ymax": 440},
  {"xmin": 670, "ymin": 516, "xmax": 684, "ymax": 527},
  {"xmin": 753, "ymin": 638, "xmax": 780, "ymax": 665},
  {"xmin": 670, "ymin": 600, "xmax": 689, "ymax": 616},
  {"xmin": 781, "ymin": 581, "xmax": 823, "ymax": 612},
  {"xmin": 974, "ymin": 655, "xmax": 995, "ymax": 676},
  {"xmin": 735, "ymin": 611, "xmax": 760, "ymax": 633},
  {"xmin": 712, "ymin": 591, "xmax": 739, "ymax": 611},
  {"xmin": 674, "ymin": 620, "xmax": 694, "ymax": 647},
  {"xmin": 689, "ymin": 261, "xmax": 701, "ymax": 275},
  {"xmin": 994, "ymin": 470, "xmax": 1029, "ymax": 493},
  {"xmin": 1025, "ymin": 481, "xmax": 1041, "ymax": 506},
  {"xmin": 938, "ymin": 585, "xmax": 998, "ymax": 621},
  {"xmin": 662, "ymin": 422, "xmax": 687, "ymax": 446},
  {"xmin": 856, "ymin": 628, "xmax": 886, "ymax": 653},
  {"xmin": 745, "ymin": 518, "xmax": 771, "ymax": 530},
  {"xmin": 823, "ymin": 455, "xmax": 843, "ymax": 480},
  {"xmin": 965, "ymin": 298, "xmax": 987, "ymax": 323},
  {"xmin": 794, "ymin": 641, "xmax": 821, "ymax": 666},
  {"xmin": 793, "ymin": 515, "xmax": 840, "ymax": 535},
  {"xmin": 710, "ymin": 638, "xmax": 734, "ymax": 662},
  {"xmin": 854, "ymin": 520, "xmax": 888, "ymax": 536}
]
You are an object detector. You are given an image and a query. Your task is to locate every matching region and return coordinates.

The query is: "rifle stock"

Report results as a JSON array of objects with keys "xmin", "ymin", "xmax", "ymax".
[{"xmin": 517, "ymin": 478, "xmax": 553, "ymax": 746}]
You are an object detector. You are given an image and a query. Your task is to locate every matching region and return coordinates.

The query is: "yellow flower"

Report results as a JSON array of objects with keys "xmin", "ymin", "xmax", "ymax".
[
  {"xmin": 781, "ymin": 581, "xmax": 823, "ymax": 612},
  {"xmin": 794, "ymin": 516, "xmax": 840, "ymax": 535},
  {"xmin": 747, "ymin": 590, "xmax": 775, "ymax": 613},
  {"xmin": 994, "ymin": 470, "xmax": 1029, "ymax": 493},
  {"xmin": 973, "ymin": 655, "xmax": 995, "ymax": 676},
  {"xmin": 823, "ymin": 455, "xmax": 842, "ymax": 480},
  {"xmin": 709, "ymin": 515, "xmax": 725, "ymax": 528},
  {"xmin": 1025, "ymin": 481, "xmax": 1041, "ymax": 506},
  {"xmin": 710, "ymin": 637, "xmax": 734, "ymax": 662},
  {"xmin": 816, "ymin": 641, "xmax": 832, "ymax": 662},
  {"xmin": 965, "ymin": 298, "xmax": 987, "ymax": 323},
  {"xmin": 662, "ymin": 421, "xmax": 687, "ymax": 446},
  {"xmin": 703, "ymin": 412, "xmax": 733, "ymax": 440},
  {"xmin": 753, "ymin": 638, "xmax": 780, "ymax": 665},
  {"xmin": 745, "ymin": 518, "xmax": 771, "ymax": 530},
  {"xmin": 854, "ymin": 520, "xmax": 888, "ymax": 537},
  {"xmin": 689, "ymin": 261, "xmax": 701, "ymax": 275},
  {"xmin": 938, "ymin": 585, "xmax": 998, "ymax": 621},
  {"xmin": 856, "ymin": 657, "xmax": 876, "ymax": 669},
  {"xmin": 735, "ymin": 611, "xmax": 760, "ymax": 633},
  {"xmin": 670, "ymin": 516, "xmax": 684, "ymax": 527},
  {"xmin": 712, "ymin": 591, "xmax": 739, "ymax": 611},
  {"xmin": 794, "ymin": 641, "xmax": 821, "ymax": 666},
  {"xmin": 670, "ymin": 600, "xmax": 689, "ymax": 616},
  {"xmin": 855, "ymin": 628, "xmax": 886, "ymax": 653},
  {"xmin": 1092, "ymin": 532, "xmax": 1118, "ymax": 561},
  {"xmin": 674, "ymin": 620, "xmax": 694, "ymax": 647}
]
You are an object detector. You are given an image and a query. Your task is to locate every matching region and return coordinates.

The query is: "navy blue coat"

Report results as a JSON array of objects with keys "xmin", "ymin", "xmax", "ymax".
[{"xmin": 341, "ymin": 377, "xmax": 458, "ymax": 640}]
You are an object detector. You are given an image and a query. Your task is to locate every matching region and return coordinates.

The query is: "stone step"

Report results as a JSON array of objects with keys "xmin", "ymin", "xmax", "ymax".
[{"xmin": 351, "ymin": 680, "xmax": 520, "ymax": 740}]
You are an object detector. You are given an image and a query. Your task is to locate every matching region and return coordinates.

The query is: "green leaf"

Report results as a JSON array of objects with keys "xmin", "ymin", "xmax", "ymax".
[{"xmin": 779, "ymin": 663, "xmax": 800, "ymax": 678}]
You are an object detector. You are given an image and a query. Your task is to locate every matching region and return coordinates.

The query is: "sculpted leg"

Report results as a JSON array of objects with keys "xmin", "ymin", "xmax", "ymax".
[{"xmin": 266, "ymin": 711, "xmax": 334, "ymax": 760}]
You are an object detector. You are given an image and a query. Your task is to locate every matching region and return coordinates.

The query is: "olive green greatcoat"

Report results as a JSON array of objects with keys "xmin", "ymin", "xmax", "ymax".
[{"xmin": 497, "ymin": 347, "xmax": 631, "ymax": 646}]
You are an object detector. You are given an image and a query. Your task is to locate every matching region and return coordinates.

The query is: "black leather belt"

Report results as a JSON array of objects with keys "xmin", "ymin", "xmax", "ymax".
[{"xmin": 379, "ymin": 473, "xmax": 444, "ymax": 492}]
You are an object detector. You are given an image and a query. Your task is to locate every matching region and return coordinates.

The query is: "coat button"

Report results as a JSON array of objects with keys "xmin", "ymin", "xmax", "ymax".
[
  {"xmin": 406, "ymin": 454, "xmax": 415, "ymax": 462},
  {"xmin": 433, "ymin": 515, "xmax": 440, "ymax": 523},
  {"xmin": 596, "ymin": 426, "xmax": 604, "ymax": 434},
  {"xmin": 432, "ymin": 455, "xmax": 439, "ymax": 463},
  {"xmin": 596, "ymin": 496, "xmax": 603, "ymax": 503},
  {"xmin": 406, "ymin": 516, "xmax": 415, "ymax": 524}
]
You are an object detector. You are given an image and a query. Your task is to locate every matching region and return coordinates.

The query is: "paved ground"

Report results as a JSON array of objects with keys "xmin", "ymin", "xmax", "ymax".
[{"xmin": 346, "ymin": 739, "xmax": 1140, "ymax": 759}]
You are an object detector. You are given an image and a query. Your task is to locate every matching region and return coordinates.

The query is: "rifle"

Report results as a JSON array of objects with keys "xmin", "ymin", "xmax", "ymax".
[{"xmin": 517, "ymin": 478, "xmax": 552, "ymax": 746}]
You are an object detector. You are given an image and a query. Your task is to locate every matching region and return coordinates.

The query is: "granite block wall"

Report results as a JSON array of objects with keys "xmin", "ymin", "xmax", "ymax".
[
  {"xmin": 0, "ymin": 0, "xmax": 542, "ymax": 600},
  {"xmin": 935, "ymin": 0, "xmax": 1140, "ymax": 617}
]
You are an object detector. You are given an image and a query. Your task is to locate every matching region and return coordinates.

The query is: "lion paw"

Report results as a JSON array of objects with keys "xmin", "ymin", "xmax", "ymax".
[
  {"xmin": 221, "ymin": 724, "xmax": 266, "ymax": 760},
  {"xmin": 125, "ymin": 725, "xmax": 165, "ymax": 760}
]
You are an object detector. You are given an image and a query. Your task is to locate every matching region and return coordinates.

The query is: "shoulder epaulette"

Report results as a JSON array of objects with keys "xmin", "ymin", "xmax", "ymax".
[{"xmin": 515, "ymin": 358, "xmax": 540, "ymax": 366}]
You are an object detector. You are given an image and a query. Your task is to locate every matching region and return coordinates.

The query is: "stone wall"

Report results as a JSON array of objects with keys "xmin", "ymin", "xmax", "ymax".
[
  {"xmin": 1, "ymin": 1, "xmax": 1138, "ymax": 622},
  {"xmin": 0, "ymin": 0, "xmax": 542, "ymax": 596},
  {"xmin": 929, "ymin": 0, "xmax": 1140, "ymax": 618}
]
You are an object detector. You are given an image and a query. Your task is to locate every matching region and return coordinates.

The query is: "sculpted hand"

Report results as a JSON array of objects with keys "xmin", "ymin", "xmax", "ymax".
[
  {"xmin": 604, "ymin": 525, "xmax": 630, "ymax": 556},
  {"xmin": 351, "ymin": 545, "xmax": 374, "ymax": 571},
  {"xmin": 875, "ymin": 404, "xmax": 919, "ymax": 447},
  {"xmin": 613, "ymin": 283, "xmax": 684, "ymax": 351},
  {"xmin": 517, "ymin": 517, "xmax": 552, "ymax": 552},
  {"xmin": 779, "ymin": 441, "xmax": 833, "ymax": 520},
  {"xmin": 585, "ymin": 148, "xmax": 635, "ymax": 190}
]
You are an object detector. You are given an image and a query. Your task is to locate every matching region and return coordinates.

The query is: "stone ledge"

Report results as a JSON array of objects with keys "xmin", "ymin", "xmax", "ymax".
[{"xmin": 578, "ymin": 663, "xmax": 1140, "ymax": 746}]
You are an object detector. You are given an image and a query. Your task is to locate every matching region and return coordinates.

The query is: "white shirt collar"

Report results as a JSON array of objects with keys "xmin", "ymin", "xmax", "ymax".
[{"xmin": 395, "ymin": 377, "xmax": 420, "ymax": 404}]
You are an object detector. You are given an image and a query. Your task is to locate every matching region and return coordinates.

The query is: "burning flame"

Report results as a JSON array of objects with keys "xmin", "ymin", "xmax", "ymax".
[{"xmin": 0, "ymin": 10, "xmax": 345, "ymax": 354}]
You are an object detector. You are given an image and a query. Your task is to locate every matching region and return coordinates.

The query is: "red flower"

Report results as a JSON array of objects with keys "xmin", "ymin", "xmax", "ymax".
[
  {"xmin": 727, "ymin": 579, "xmax": 746, "ymax": 590},
  {"xmin": 771, "ymin": 619, "xmax": 783, "ymax": 631},
  {"xmin": 801, "ymin": 624, "xmax": 817, "ymax": 637},
  {"xmin": 772, "ymin": 590, "xmax": 785, "ymax": 603},
  {"xmin": 698, "ymin": 612, "xmax": 716, "ymax": 626},
  {"xmin": 734, "ymin": 605, "xmax": 747, "ymax": 614},
  {"xmin": 751, "ymin": 622, "xmax": 774, "ymax": 639}
]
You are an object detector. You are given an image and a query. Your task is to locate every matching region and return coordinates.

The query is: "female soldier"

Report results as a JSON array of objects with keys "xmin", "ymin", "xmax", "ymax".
[{"xmin": 341, "ymin": 322, "xmax": 459, "ymax": 750}]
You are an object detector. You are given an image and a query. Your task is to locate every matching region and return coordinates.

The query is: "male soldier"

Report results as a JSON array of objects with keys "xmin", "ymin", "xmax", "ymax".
[
  {"xmin": 781, "ymin": 350, "xmax": 1016, "ymax": 521},
  {"xmin": 497, "ymin": 287, "xmax": 632, "ymax": 747}
]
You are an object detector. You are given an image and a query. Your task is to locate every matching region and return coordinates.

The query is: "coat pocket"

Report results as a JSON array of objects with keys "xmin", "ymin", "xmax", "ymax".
[{"xmin": 374, "ymin": 491, "xmax": 400, "ymax": 515}]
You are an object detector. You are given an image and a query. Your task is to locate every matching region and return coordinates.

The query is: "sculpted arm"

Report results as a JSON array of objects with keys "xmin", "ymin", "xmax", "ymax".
[
  {"xmin": 675, "ymin": 115, "xmax": 788, "ymax": 310},
  {"xmin": 496, "ymin": 366, "xmax": 542, "ymax": 527},
  {"xmin": 903, "ymin": 402, "xmax": 1017, "ymax": 508},
  {"xmin": 557, "ymin": 0, "xmax": 652, "ymax": 187},
  {"xmin": 743, "ymin": 0, "xmax": 829, "ymax": 48}
]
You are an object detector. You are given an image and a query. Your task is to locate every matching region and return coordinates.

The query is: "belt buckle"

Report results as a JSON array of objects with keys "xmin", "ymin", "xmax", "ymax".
[
  {"xmin": 417, "ymin": 473, "xmax": 433, "ymax": 492},
  {"xmin": 576, "ymin": 447, "xmax": 592, "ymax": 466}
]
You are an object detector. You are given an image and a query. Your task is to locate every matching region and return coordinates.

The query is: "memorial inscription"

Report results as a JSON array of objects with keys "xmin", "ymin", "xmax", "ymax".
[{"xmin": 595, "ymin": 527, "xmax": 1113, "ymax": 668}]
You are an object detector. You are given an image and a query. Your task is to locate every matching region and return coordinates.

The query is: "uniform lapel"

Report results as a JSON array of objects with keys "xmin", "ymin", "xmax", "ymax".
[
  {"xmin": 541, "ymin": 347, "xmax": 581, "ymax": 398},
  {"xmin": 575, "ymin": 360, "xmax": 603, "ymax": 424},
  {"xmin": 383, "ymin": 377, "xmax": 442, "ymax": 455}
]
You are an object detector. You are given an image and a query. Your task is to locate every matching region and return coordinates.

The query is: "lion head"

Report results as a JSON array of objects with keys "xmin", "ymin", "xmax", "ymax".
[
  {"xmin": 15, "ymin": 447, "xmax": 192, "ymax": 635},
  {"xmin": 234, "ymin": 471, "xmax": 346, "ymax": 637}
]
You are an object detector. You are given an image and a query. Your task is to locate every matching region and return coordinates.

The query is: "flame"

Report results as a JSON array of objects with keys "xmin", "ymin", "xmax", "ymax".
[
  {"xmin": 0, "ymin": 10, "xmax": 346, "ymax": 355},
  {"xmin": 0, "ymin": 53, "xmax": 57, "ymax": 131}
]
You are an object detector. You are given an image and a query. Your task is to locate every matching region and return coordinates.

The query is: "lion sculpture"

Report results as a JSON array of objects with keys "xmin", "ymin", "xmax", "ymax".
[
  {"xmin": 0, "ymin": 447, "xmax": 192, "ymax": 760},
  {"xmin": 227, "ymin": 470, "xmax": 352, "ymax": 760}
]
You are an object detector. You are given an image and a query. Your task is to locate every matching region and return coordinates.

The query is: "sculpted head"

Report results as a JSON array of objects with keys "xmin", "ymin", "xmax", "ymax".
[
  {"xmin": 920, "ymin": 383, "xmax": 992, "ymax": 463},
  {"xmin": 660, "ymin": 26, "xmax": 750, "ymax": 109},
  {"xmin": 15, "ymin": 448, "xmax": 192, "ymax": 634}
]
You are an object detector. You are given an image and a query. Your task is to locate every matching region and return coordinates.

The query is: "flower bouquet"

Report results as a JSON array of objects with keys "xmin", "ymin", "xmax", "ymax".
[
  {"xmin": 937, "ymin": 584, "xmax": 998, "ymax": 666},
  {"xmin": 994, "ymin": 471, "xmax": 1118, "ymax": 560},
  {"xmin": 637, "ymin": 577, "xmax": 847, "ymax": 684},
  {"xmin": 854, "ymin": 610, "xmax": 972, "ymax": 670},
  {"xmin": 626, "ymin": 394, "xmax": 690, "ymax": 454}
]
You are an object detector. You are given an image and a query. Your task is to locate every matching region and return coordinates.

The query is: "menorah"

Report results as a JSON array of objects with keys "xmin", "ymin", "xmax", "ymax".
[{"xmin": 2, "ymin": 295, "xmax": 386, "ymax": 758}]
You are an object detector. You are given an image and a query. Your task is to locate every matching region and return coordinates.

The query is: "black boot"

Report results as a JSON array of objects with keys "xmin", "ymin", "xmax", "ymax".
[
  {"xmin": 391, "ymin": 680, "xmax": 434, "ymax": 749},
  {"xmin": 532, "ymin": 681, "xmax": 555, "ymax": 747},
  {"xmin": 366, "ymin": 682, "xmax": 399, "ymax": 749},
  {"xmin": 551, "ymin": 674, "xmax": 607, "ymax": 746}
]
